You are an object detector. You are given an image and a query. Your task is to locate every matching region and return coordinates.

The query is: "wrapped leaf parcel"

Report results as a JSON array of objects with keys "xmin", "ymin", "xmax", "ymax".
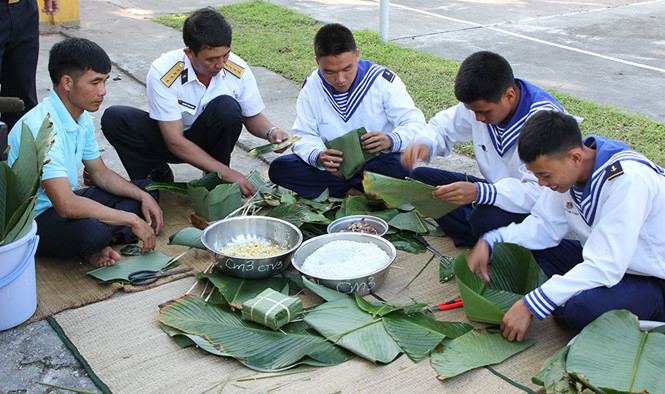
[
  {"xmin": 533, "ymin": 309, "xmax": 665, "ymax": 393},
  {"xmin": 324, "ymin": 127, "xmax": 379, "ymax": 179},
  {"xmin": 453, "ymin": 243, "xmax": 545, "ymax": 324},
  {"xmin": 241, "ymin": 288, "xmax": 303, "ymax": 330},
  {"xmin": 362, "ymin": 172, "xmax": 459, "ymax": 219},
  {"xmin": 248, "ymin": 136, "xmax": 302, "ymax": 156}
]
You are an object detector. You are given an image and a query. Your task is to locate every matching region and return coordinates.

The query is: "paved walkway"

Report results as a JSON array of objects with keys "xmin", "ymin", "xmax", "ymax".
[{"xmin": 1, "ymin": 0, "xmax": 663, "ymax": 392}]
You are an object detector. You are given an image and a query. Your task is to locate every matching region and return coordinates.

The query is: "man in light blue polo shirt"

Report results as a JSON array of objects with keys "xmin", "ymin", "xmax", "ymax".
[{"xmin": 8, "ymin": 38, "xmax": 163, "ymax": 268}]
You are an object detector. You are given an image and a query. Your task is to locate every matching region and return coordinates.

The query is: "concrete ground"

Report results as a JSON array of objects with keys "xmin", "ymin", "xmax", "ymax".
[{"xmin": 1, "ymin": 0, "xmax": 663, "ymax": 392}]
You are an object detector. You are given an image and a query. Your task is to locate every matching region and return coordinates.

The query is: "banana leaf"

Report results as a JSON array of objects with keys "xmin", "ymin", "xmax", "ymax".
[
  {"xmin": 453, "ymin": 242, "xmax": 544, "ymax": 324},
  {"xmin": 335, "ymin": 195, "xmax": 368, "ymax": 219},
  {"xmin": 145, "ymin": 181, "xmax": 188, "ymax": 194},
  {"xmin": 324, "ymin": 127, "xmax": 378, "ymax": 179},
  {"xmin": 439, "ymin": 256, "xmax": 455, "ymax": 283},
  {"xmin": 302, "ymin": 277, "xmax": 348, "ymax": 302},
  {"xmin": 383, "ymin": 310, "xmax": 473, "ymax": 363},
  {"xmin": 362, "ymin": 172, "xmax": 459, "ymax": 219},
  {"xmin": 1, "ymin": 116, "xmax": 53, "ymax": 245},
  {"xmin": 304, "ymin": 297, "xmax": 403, "ymax": 363},
  {"xmin": 168, "ymin": 227, "xmax": 205, "ymax": 250},
  {"xmin": 384, "ymin": 232, "xmax": 427, "ymax": 254},
  {"xmin": 188, "ymin": 171, "xmax": 269, "ymax": 221},
  {"xmin": 532, "ymin": 346, "xmax": 577, "ymax": 393},
  {"xmin": 158, "ymin": 295, "xmax": 353, "ymax": 371},
  {"xmin": 265, "ymin": 202, "xmax": 310, "ymax": 227},
  {"xmin": 354, "ymin": 295, "xmax": 426, "ymax": 317},
  {"xmin": 564, "ymin": 309, "xmax": 665, "ymax": 393},
  {"xmin": 200, "ymin": 269, "xmax": 292, "ymax": 309},
  {"xmin": 431, "ymin": 329, "xmax": 535, "ymax": 380},
  {"xmin": 119, "ymin": 244, "xmax": 142, "ymax": 256},
  {"xmin": 387, "ymin": 211, "xmax": 428, "ymax": 233},
  {"xmin": 87, "ymin": 251, "xmax": 179, "ymax": 282},
  {"xmin": 248, "ymin": 136, "xmax": 302, "ymax": 156}
]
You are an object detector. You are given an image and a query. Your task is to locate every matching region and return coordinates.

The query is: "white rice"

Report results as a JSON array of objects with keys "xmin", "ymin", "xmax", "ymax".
[{"xmin": 300, "ymin": 240, "xmax": 391, "ymax": 279}]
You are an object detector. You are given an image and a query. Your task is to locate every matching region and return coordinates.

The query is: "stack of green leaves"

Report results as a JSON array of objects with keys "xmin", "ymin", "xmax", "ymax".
[
  {"xmin": 362, "ymin": 171, "xmax": 459, "ymax": 219},
  {"xmin": 87, "ymin": 251, "xmax": 180, "ymax": 283},
  {"xmin": 241, "ymin": 288, "xmax": 303, "ymax": 330},
  {"xmin": 453, "ymin": 243, "xmax": 546, "ymax": 324},
  {"xmin": 1, "ymin": 116, "xmax": 53, "ymax": 246},
  {"xmin": 324, "ymin": 127, "xmax": 379, "ymax": 179},
  {"xmin": 533, "ymin": 309, "xmax": 665, "ymax": 393}
]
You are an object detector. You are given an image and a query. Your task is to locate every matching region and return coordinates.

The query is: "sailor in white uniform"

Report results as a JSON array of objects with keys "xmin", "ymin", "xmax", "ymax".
[
  {"xmin": 467, "ymin": 111, "xmax": 665, "ymax": 341},
  {"xmin": 101, "ymin": 8, "xmax": 289, "ymax": 197},
  {"xmin": 268, "ymin": 23, "xmax": 425, "ymax": 198},
  {"xmin": 401, "ymin": 51, "xmax": 566, "ymax": 247}
]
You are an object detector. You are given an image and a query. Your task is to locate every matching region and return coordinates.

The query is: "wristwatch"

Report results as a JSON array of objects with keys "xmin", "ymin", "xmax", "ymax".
[{"xmin": 266, "ymin": 126, "xmax": 278, "ymax": 140}]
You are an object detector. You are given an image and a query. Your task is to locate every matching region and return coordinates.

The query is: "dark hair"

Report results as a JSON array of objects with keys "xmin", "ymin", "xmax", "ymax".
[
  {"xmin": 183, "ymin": 8, "xmax": 232, "ymax": 55},
  {"xmin": 314, "ymin": 23, "xmax": 357, "ymax": 58},
  {"xmin": 48, "ymin": 38, "xmax": 111, "ymax": 85},
  {"xmin": 518, "ymin": 111, "xmax": 583, "ymax": 163},
  {"xmin": 454, "ymin": 51, "xmax": 516, "ymax": 104}
]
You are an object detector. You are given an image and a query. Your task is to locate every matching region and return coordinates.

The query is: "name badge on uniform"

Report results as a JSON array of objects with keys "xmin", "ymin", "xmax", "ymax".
[{"xmin": 178, "ymin": 100, "xmax": 196, "ymax": 110}]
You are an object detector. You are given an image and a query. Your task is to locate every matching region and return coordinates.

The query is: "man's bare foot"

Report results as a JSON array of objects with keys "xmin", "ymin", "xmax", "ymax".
[{"xmin": 84, "ymin": 246, "xmax": 121, "ymax": 268}]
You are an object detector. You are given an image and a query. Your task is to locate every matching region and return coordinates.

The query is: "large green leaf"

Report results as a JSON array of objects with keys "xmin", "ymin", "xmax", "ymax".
[
  {"xmin": 565, "ymin": 309, "xmax": 665, "ymax": 393},
  {"xmin": 265, "ymin": 202, "xmax": 310, "ymax": 227},
  {"xmin": 354, "ymin": 294, "xmax": 426, "ymax": 317},
  {"xmin": 387, "ymin": 211, "xmax": 428, "ymax": 233},
  {"xmin": 12, "ymin": 120, "xmax": 39, "ymax": 202},
  {"xmin": 384, "ymin": 232, "xmax": 426, "ymax": 254},
  {"xmin": 201, "ymin": 269, "xmax": 292, "ymax": 309},
  {"xmin": 1, "ymin": 195, "xmax": 36, "ymax": 245},
  {"xmin": 302, "ymin": 277, "xmax": 348, "ymax": 302},
  {"xmin": 168, "ymin": 227, "xmax": 205, "ymax": 250},
  {"xmin": 453, "ymin": 243, "xmax": 544, "ymax": 324},
  {"xmin": 431, "ymin": 329, "xmax": 535, "ymax": 380},
  {"xmin": 335, "ymin": 195, "xmax": 368, "ymax": 219},
  {"xmin": 324, "ymin": 127, "xmax": 378, "ymax": 179},
  {"xmin": 304, "ymin": 297, "xmax": 403, "ymax": 363},
  {"xmin": 87, "ymin": 251, "xmax": 177, "ymax": 282},
  {"xmin": 383, "ymin": 310, "xmax": 473, "ymax": 363},
  {"xmin": 362, "ymin": 172, "xmax": 459, "ymax": 219},
  {"xmin": 145, "ymin": 181, "xmax": 188, "ymax": 194},
  {"xmin": 158, "ymin": 296, "xmax": 352, "ymax": 371},
  {"xmin": 532, "ymin": 346, "xmax": 577, "ymax": 393},
  {"xmin": 248, "ymin": 136, "xmax": 302, "ymax": 156},
  {"xmin": 439, "ymin": 256, "xmax": 455, "ymax": 283}
]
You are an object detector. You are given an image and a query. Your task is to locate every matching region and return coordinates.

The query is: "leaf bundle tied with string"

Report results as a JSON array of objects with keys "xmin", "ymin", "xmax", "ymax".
[{"xmin": 241, "ymin": 288, "xmax": 303, "ymax": 330}]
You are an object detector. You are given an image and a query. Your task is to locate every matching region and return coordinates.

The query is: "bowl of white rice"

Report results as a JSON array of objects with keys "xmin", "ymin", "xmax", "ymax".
[
  {"xmin": 201, "ymin": 216, "xmax": 303, "ymax": 279},
  {"xmin": 291, "ymin": 232, "xmax": 396, "ymax": 296}
]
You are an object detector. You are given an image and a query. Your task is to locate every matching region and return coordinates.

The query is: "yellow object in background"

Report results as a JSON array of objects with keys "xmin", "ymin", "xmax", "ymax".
[{"xmin": 38, "ymin": 0, "xmax": 80, "ymax": 26}]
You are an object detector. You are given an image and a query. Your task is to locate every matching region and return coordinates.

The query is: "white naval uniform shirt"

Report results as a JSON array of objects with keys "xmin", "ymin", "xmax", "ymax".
[
  {"xmin": 483, "ymin": 136, "xmax": 665, "ymax": 320},
  {"xmin": 146, "ymin": 49, "xmax": 265, "ymax": 130},
  {"xmin": 291, "ymin": 59, "xmax": 425, "ymax": 170},
  {"xmin": 417, "ymin": 79, "xmax": 564, "ymax": 214}
]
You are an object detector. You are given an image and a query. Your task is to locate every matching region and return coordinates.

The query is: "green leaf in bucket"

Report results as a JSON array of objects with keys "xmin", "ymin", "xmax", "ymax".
[
  {"xmin": 324, "ymin": 127, "xmax": 379, "ymax": 179},
  {"xmin": 362, "ymin": 172, "xmax": 459, "ymax": 219},
  {"xmin": 247, "ymin": 136, "xmax": 302, "ymax": 156}
]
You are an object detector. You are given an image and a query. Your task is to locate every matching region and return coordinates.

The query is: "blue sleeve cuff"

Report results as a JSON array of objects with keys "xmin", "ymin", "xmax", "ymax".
[
  {"xmin": 308, "ymin": 149, "xmax": 325, "ymax": 170},
  {"xmin": 475, "ymin": 182, "xmax": 497, "ymax": 205},
  {"xmin": 386, "ymin": 132, "xmax": 401, "ymax": 152},
  {"xmin": 523, "ymin": 287, "xmax": 557, "ymax": 320}
]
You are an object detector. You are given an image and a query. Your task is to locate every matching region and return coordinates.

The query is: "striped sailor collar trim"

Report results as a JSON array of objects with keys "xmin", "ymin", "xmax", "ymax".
[
  {"xmin": 317, "ymin": 59, "xmax": 383, "ymax": 123},
  {"xmin": 570, "ymin": 135, "xmax": 664, "ymax": 226}
]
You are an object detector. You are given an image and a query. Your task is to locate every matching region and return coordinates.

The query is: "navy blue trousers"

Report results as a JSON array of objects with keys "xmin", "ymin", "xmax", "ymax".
[
  {"xmin": 0, "ymin": 0, "xmax": 39, "ymax": 130},
  {"xmin": 410, "ymin": 167, "xmax": 529, "ymax": 247},
  {"xmin": 35, "ymin": 180, "xmax": 159, "ymax": 258},
  {"xmin": 101, "ymin": 95, "xmax": 243, "ymax": 180},
  {"xmin": 269, "ymin": 152, "xmax": 409, "ymax": 198},
  {"xmin": 533, "ymin": 239, "xmax": 665, "ymax": 330}
]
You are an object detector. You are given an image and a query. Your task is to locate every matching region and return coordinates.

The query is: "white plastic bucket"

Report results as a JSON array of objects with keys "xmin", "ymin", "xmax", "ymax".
[
  {"xmin": 0, "ymin": 234, "xmax": 39, "ymax": 331},
  {"xmin": 0, "ymin": 220, "xmax": 38, "ymax": 279}
]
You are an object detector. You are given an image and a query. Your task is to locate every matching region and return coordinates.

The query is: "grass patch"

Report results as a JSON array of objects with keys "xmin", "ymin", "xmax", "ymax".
[{"xmin": 153, "ymin": 0, "xmax": 665, "ymax": 164}]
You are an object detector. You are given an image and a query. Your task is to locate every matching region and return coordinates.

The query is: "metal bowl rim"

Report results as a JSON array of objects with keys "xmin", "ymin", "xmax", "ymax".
[
  {"xmin": 326, "ymin": 215, "xmax": 389, "ymax": 236},
  {"xmin": 200, "ymin": 215, "xmax": 303, "ymax": 259},
  {"xmin": 291, "ymin": 232, "xmax": 396, "ymax": 280}
]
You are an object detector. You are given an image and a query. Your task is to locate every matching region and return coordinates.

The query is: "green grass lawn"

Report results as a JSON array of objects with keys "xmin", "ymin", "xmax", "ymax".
[{"xmin": 153, "ymin": 0, "xmax": 665, "ymax": 164}]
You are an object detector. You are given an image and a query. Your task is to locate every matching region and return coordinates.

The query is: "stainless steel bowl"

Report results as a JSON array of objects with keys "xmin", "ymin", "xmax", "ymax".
[
  {"xmin": 326, "ymin": 215, "xmax": 389, "ymax": 237},
  {"xmin": 291, "ymin": 232, "xmax": 396, "ymax": 296},
  {"xmin": 201, "ymin": 216, "xmax": 303, "ymax": 279}
]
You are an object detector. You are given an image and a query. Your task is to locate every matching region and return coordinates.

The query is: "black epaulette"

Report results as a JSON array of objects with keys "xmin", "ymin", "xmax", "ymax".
[
  {"xmin": 605, "ymin": 161, "xmax": 624, "ymax": 181},
  {"xmin": 382, "ymin": 69, "xmax": 395, "ymax": 83},
  {"xmin": 181, "ymin": 68, "xmax": 188, "ymax": 84}
]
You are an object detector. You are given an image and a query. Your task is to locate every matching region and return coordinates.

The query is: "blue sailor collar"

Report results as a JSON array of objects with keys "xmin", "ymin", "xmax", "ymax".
[
  {"xmin": 571, "ymin": 135, "xmax": 665, "ymax": 226},
  {"xmin": 317, "ymin": 59, "xmax": 384, "ymax": 123},
  {"xmin": 486, "ymin": 79, "xmax": 563, "ymax": 157}
]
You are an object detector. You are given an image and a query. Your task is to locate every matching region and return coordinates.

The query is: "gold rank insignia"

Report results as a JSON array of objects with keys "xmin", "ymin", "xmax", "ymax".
[
  {"xmin": 161, "ymin": 61, "xmax": 185, "ymax": 88},
  {"xmin": 224, "ymin": 60, "xmax": 244, "ymax": 79},
  {"xmin": 605, "ymin": 161, "xmax": 624, "ymax": 181}
]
